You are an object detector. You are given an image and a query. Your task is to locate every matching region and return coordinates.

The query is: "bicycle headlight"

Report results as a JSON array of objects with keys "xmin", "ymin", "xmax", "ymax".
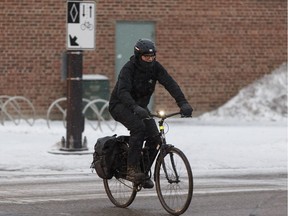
[{"xmin": 158, "ymin": 110, "xmax": 165, "ymax": 117}]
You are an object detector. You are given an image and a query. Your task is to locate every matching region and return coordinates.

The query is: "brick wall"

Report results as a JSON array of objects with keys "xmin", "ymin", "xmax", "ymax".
[
  {"xmin": 0, "ymin": 1, "xmax": 66, "ymax": 117},
  {"xmin": 0, "ymin": 0, "xmax": 286, "ymax": 117}
]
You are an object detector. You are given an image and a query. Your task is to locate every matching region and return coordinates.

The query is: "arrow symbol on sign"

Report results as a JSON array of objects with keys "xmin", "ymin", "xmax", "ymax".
[
  {"xmin": 83, "ymin": 5, "xmax": 85, "ymax": 17},
  {"xmin": 69, "ymin": 35, "xmax": 79, "ymax": 46}
]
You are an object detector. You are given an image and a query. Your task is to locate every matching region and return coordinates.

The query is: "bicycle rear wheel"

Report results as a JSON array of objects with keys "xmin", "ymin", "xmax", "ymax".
[
  {"xmin": 103, "ymin": 177, "xmax": 137, "ymax": 208},
  {"xmin": 155, "ymin": 147, "xmax": 193, "ymax": 215}
]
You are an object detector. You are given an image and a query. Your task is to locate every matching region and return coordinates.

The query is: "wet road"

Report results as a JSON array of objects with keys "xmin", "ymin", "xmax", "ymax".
[{"xmin": 0, "ymin": 172, "xmax": 286, "ymax": 216}]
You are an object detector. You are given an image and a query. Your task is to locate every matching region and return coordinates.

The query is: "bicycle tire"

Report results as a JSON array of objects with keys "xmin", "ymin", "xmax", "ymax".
[
  {"xmin": 103, "ymin": 177, "xmax": 137, "ymax": 208},
  {"xmin": 155, "ymin": 147, "xmax": 193, "ymax": 215}
]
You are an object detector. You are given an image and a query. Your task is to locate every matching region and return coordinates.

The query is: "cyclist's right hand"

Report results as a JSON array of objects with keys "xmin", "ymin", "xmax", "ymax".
[{"xmin": 133, "ymin": 105, "xmax": 150, "ymax": 119}]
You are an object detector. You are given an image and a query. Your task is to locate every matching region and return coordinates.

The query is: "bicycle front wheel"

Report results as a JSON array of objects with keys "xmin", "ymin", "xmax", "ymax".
[
  {"xmin": 155, "ymin": 147, "xmax": 193, "ymax": 215},
  {"xmin": 103, "ymin": 177, "xmax": 137, "ymax": 208}
]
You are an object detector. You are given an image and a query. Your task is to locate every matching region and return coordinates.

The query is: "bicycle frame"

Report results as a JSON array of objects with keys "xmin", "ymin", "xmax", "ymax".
[{"xmin": 143, "ymin": 112, "xmax": 181, "ymax": 182}]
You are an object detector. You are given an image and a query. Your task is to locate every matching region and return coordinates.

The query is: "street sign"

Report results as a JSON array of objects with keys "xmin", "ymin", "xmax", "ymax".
[{"xmin": 67, "ymin": 1, "xmax": 96, "ymax": 50}]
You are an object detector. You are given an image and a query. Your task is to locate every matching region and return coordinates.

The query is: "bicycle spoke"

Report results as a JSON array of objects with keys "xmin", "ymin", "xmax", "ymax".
[{"xmin": 103, "ymin": 177, "xmax": 137, "ymax": 208}]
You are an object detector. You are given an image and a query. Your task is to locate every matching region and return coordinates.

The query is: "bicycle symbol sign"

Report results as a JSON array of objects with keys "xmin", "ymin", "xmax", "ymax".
[{"xmin": 67, "ymin": 1, "xmax": 96, "ymax": 50}]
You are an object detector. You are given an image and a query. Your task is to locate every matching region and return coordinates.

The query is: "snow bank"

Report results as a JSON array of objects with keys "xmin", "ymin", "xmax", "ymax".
[{"xmin": 200, "ymin": 63, "xmax": 288, "ymax": 121}]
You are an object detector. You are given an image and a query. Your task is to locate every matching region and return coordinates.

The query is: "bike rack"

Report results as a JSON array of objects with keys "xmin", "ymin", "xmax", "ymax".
[
  {"xmin": 0, "ymin": 95, "xmax": 117, "ymax": 132},
  {"xmin": 0, "ymin": 96, "xmax": 36, "ymax": 126},
  {"xmin": 46, "ymin": 97, "xmax": 67, "ymax": 129},
  {"xmin": 46, "ymin": 97, "xmax": 117, "ymax": 132},
  {"xmin": 46, "ymin": 97, "xmax": 91, "ymax": 129},
  {"xmin": 0, "ymin": 95, "xmax": 11, "ymax": 125},
  {"xmin": 82, "ymin": 98, "xmax": 117, "ymax": 132}
]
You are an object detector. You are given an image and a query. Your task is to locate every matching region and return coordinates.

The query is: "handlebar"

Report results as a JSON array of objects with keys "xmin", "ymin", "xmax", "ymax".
[{"xmin": 150, "ymin": 112, "xmax": 191, "ymax": 119}]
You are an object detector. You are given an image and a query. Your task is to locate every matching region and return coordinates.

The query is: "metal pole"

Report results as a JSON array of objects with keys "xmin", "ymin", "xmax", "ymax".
[{"xmin": 61, "ymin": 50, "xmax": 87, "ymax": 151}]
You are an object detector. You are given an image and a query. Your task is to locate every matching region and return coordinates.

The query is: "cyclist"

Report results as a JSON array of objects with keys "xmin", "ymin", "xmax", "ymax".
[{"xmin": 109, "ymin": 38, "xmax": 193, "ymax": 188}]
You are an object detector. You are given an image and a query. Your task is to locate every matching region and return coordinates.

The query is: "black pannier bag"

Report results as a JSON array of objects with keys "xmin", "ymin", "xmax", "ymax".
[{"xmin": 91, "ymin": 135, "xmax": 129, "ymax": 179}]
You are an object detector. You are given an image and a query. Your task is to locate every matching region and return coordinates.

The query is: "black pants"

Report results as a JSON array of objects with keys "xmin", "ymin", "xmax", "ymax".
[{"xmin": 109, "ymin": 104, "xmax": 160, "ymax": 168}]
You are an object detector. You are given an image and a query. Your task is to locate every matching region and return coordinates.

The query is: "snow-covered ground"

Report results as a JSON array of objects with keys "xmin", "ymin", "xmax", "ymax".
[{"xmin": 0, "ymin": 63, "xmax": 287, "ymax": 178}]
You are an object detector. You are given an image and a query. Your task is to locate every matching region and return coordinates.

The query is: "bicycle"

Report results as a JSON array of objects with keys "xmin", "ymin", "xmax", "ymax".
[
  {"xmin": 103, "ymin": 111, "xmax": 193, "ymax": 215},
  {"xmin": 80, "ymin": 21, "xmax": 93, "ymax": 31}
]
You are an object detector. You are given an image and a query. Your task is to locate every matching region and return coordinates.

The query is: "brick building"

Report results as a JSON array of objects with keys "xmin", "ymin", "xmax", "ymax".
[{"xmin": 0, "ymin": 0, "xmax": 287, "ymax": 117}]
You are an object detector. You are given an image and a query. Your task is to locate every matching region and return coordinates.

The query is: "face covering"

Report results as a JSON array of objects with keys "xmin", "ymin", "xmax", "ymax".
[{"xmin": 136, "ymin": 55, "xmax": 155, "ymax": 71}]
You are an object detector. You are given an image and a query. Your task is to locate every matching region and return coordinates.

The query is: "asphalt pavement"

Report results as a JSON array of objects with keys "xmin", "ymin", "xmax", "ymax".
[{"xmin": 0, "ymin": 172, "xmax": 286, "ymax": 216}]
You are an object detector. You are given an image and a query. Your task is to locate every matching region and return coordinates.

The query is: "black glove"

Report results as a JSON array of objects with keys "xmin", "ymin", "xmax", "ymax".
[
  {"xmin": 180, "ymin": 103, "xmax": 193, "ymax": 117},
  {"xmin": 133, "ymin": 105, "xmax": 150, "ymax": 119}
]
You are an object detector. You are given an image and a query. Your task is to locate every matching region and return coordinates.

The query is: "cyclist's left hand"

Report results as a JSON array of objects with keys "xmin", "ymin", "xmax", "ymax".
[{"xmin": 180, "ymin": 103, "xmax": 193, "ymax": 117}]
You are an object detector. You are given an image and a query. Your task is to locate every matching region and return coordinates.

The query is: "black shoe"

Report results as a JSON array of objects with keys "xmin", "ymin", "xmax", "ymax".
[
  {"xmin": 126, "ymin": 166, "xmax": 145, "ymax": 183},
  {"xmin": 143, "ymin": 178, "xmax": 154, "ymax": 189}
]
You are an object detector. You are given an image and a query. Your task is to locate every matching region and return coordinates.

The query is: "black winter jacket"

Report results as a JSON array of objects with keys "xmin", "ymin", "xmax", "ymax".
[{"xmin": 109, "ymin": 56, "xmax": 188, "ymax": 111}]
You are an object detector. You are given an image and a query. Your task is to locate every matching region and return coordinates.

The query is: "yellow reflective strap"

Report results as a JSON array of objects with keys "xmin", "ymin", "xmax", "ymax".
[{"xmin": 159, "ymin": 126, "xmax": 164, "ymax": 130}]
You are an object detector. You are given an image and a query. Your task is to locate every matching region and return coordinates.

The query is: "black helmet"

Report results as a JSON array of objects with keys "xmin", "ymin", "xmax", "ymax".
[{"xmin": 134, "ymin": 39, "xmax": 157, "ymax": 58}]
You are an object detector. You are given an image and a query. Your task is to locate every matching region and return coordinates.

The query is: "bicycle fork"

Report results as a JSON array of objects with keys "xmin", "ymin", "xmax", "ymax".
[{"xmin": 158, "ymin": 145, "xmax": 180, "ymax": 184}]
